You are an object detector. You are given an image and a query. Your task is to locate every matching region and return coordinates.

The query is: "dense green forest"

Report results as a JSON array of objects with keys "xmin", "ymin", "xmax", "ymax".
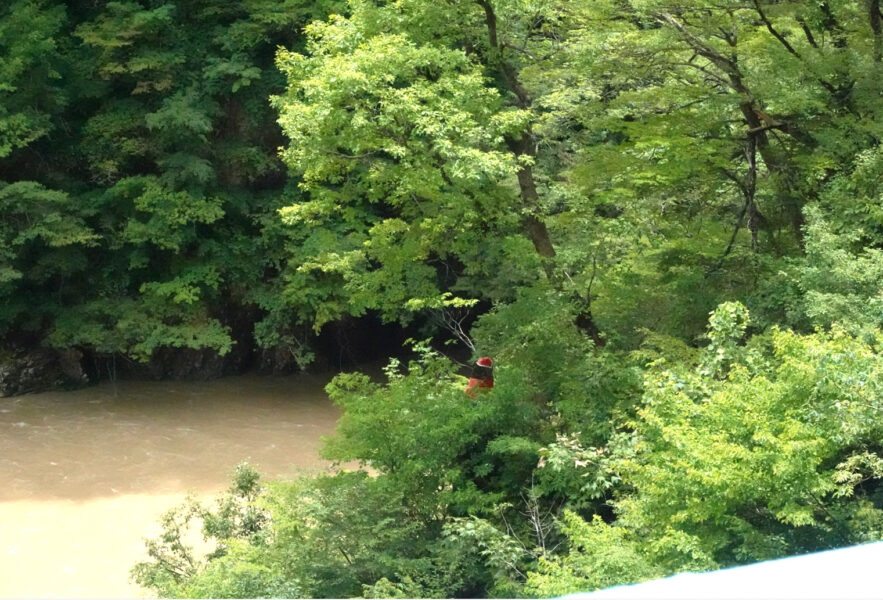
[{"xmin": 3, "ymin": 0, "xmax": 883, "ymax": 597}]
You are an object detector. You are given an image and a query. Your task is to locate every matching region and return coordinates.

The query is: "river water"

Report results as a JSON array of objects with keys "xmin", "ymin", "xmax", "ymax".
[{"xmin": 0, "ymin": 373, "xmax": 343, "ymax": 598}]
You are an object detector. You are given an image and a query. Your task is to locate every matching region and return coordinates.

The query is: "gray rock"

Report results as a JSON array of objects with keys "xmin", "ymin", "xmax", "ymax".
[{"xmin": 0, "ymin": 347, "xmax": 88, "ymax": 397}]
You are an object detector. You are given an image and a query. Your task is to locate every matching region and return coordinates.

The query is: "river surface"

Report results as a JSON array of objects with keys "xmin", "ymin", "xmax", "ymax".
[{"xmin": 0, "ymin": 373, "xmax": 343, "ymax": 598}]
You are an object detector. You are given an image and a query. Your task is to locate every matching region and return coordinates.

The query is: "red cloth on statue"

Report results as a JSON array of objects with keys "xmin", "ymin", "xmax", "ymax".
[{"xmin": 465, "ymin": 376, "xmax": 493, "ymax": 397}]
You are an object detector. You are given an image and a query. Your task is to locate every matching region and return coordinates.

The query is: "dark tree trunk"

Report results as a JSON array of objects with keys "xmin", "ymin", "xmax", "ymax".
[
  {"xmin": 871, "ymin": 0, "xmax": 883, "ymax": 61},
  {"xmin": 478, "ymin": 0, "xmax": 604, "ymax": 345}
]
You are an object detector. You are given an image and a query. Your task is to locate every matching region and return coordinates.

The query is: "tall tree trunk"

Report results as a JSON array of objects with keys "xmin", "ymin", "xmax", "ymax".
[
  {"xmin": 477, "ymin": 0, "xmax": 604, "ymax": 345},
  {"xmin": 744, "ymin": 135, "xmax": 761, "ymax": 251},
  {"xmin": 871, "ymin": 0, "xmax": 883, "ymax": 61},
  {"xmin": 737, "ymin": 101, "xmax": 804, "ymax": 241}
]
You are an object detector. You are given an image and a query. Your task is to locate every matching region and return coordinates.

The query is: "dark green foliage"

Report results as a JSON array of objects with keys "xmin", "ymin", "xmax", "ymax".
[
  {"xmin": 0, "ymin": 182, "xmax": 96, "ymax": 331},
  {"xmin": 323, "ymin": 345, "xmax": 552, "ymax": 515},
  {"xmin": 471, "ymin": 288, "xmax": 641, "ymax": 443},
  {"xmin": 134, "ymin": 466, "xmax": 494, "ymax": 598},
  {"xmin": 0, "ymin": 1, "xmax": 67, "ymax": 159},
  {"xmin": 0, "ymin": 0, "xmax": 342, "ymax": 367}
]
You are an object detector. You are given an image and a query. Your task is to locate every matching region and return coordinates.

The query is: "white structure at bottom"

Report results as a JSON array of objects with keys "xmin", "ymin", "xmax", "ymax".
[{"xmin": 564, "ymin": 541, "xmax": 883, "ymax": 600}]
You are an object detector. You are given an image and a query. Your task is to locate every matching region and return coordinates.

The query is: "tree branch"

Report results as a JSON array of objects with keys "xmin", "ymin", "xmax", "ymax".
[
  {"xmin": 657, "ymin": 12, "xmax": 739, "ymax": 76},
  {"xmin": 671, "ymin": 62, "xmax": 733, "ymax": 89},
  {"xmin": 435, "ymin": 307, "xmax": 476, "ymax": 354},
  {"xmin": 795, "ymin": 17, "xmax": 819, "ymax": 48},
  {"xmin": 752, "ymin": 0, "xmax": 800, "ymax": 58},
  {"xmin": 709, "ymin": 174, "xmax": 750, "ymax": 275}
]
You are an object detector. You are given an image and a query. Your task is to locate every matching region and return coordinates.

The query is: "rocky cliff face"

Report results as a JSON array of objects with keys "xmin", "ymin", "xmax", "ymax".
[
  {"xmin": 0, "ymin": 316, "xmax": 406, "ymax": 396},
  {"xmin": 0, "ymin": 344, "xmax": 284, "ymax": 397},
  {"xmin": 0, "ymin": 348, "xmax": 89, "ymax": 397}
]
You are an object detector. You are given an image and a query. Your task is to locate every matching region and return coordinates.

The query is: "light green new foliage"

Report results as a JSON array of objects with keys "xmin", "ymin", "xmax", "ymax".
[
  {"xmin": 700, "ymin": 301, "xmax": 750, "ymax": 378},
  {"xmin": 525, "ymin": 512, "xmax": 664, "ymax": 597},
  {"xmin": 471, "ymin": 286, "xmax": 640, "ymax": 442},
  {"xmin": 619, "ymin": 306, "xmax": 883, "ymax": 566},
  {"xmin": 273, "ymin": 7, "xmax": 531, "ymax": 326},
  {"xmin": 525, "ymin": 304, "xmax": 883, "ymax": 596},
  {"xmin": 131, "ymin": 463, "xmax": 270, "ymax": 598},
  {"xmin": 6, "ymin": 0, "xmax": 883, "ymax": 597},
  {"xmin": 797, "ymin": 206, "xmax": 883, "ymax": 338},
  {"xmin": 820, "ymin": 143, "xmax": 883, "ymax": 239},
  {"xmin": 137, "ymin": 465, "xmax": 487, "ymax": 599}
]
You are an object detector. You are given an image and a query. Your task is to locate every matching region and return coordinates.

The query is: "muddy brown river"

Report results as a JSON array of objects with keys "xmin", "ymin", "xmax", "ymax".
[{"xmin": 0, "ymin": 373, "xmax": 343, "ymax": 598}]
